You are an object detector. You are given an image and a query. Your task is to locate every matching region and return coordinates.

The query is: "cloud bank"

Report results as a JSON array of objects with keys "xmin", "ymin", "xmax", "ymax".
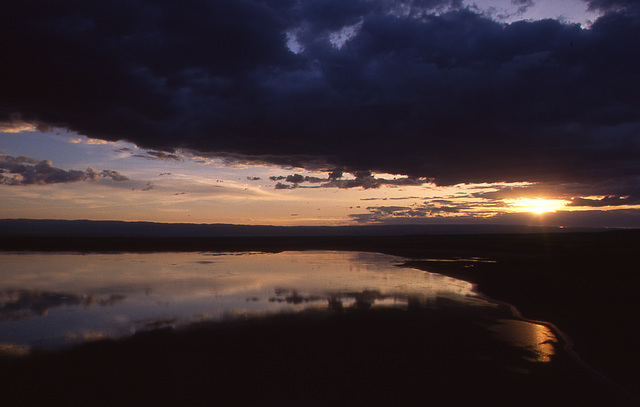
[
  {"xmin": 0, "ymin": 154, "xmax": 128, "ymax": 185},
  {"xmin": 1, "ymin": 0, "xmax": 639, "ymax": 190}
]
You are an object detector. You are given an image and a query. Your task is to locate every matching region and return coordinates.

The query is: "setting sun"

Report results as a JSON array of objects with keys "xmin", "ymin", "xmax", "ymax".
[{"xmin": 506, "ymin": 198, "xmax": 568, "ymax": 214}]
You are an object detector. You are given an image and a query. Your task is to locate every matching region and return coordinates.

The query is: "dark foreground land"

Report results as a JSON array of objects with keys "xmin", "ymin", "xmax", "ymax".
[
  {"xmin": 1, "ymin": 229, "xmax": 639, "ymax": 405},
  {"xmin": 0, "ymin": 307, "xmax": 635, "ymax": 406}
]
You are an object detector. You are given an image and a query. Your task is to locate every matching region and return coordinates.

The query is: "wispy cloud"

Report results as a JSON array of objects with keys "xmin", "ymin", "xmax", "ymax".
[{"xmin": 133, "ymin": 150, "xmax": 183, "ymax": 161}]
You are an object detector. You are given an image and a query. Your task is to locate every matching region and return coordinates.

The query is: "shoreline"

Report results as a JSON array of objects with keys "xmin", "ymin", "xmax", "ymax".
[
  {"xmin": 1, "ymin": 304, "xmax": 636, "ymax": 406},
  {"xmin": 474, "ymin": 290, "xmax": 637, "ymax": 402}
]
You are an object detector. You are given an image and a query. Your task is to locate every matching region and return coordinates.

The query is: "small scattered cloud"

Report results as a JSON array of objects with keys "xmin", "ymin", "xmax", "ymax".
[
  {"xmin": 274, "ymin": 182, "xmax": 294, "ymax": 190},
  {"xmin": 286, "ymin": 174, "xmax": 305, "ymax": 184},
  {"xmin": 100, "ymin": 169, "xmax": 129, "ymax": 182},
  {"xmin": 133, "ymin": 181, "xmax": 156, "ymax": 191},
  {"xmin": 68, "ymin": 137, "xmax": 109, "ymax": 145},
  {"xmin": 270, "ymin": 170, "xmax": 429, "ymax": 189}
]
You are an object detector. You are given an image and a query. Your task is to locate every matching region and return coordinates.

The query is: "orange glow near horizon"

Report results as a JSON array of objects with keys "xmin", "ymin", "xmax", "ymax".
[
  {"xmin": 505, "ymin": 198, "xmax": 569, "ymax": 214},
  {"xmin": 4, "ymin": 131, "xmax": 639, "ymax": 225}
]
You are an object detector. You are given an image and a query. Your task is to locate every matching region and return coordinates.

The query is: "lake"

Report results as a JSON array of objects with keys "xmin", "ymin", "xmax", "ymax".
[
  {"xmin": 1, "ymin": 250, "xmax": 555, "ymax": 360},
  {"xmin": 3, "ymin": 250, "xmax": 637, "ymax": 405}
]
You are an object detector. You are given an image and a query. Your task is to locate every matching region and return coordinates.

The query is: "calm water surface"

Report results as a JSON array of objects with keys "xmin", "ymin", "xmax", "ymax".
[{"xmin": 0, "ymin": 251, "xmax": 556, "ymax": 361}]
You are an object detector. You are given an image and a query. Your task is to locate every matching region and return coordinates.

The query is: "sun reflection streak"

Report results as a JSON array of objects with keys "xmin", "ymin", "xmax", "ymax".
[{"xmin": 490, "ymin": 319, "xmax": 557, "ymax": 363}]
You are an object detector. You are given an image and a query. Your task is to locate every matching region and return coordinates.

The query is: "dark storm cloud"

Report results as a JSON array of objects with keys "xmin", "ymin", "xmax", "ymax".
[
  {"xmin": 1, "ymin": 0, "xmax": 639, "ymax": 191},
  {"xmin": 0, "ymin": 154, "xmax": 128, "ymax": 185}
]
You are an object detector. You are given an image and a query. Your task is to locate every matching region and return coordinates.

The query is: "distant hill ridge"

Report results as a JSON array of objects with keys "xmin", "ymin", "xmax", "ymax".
[{"xmin": 0, "ymin": 219, "xmax": 605, "ymax": 238}]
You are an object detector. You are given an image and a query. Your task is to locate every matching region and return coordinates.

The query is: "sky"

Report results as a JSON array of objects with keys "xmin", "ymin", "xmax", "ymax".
[{"xmin": 1, "ymin": 0, "xmax": 640, "ymax": 227}]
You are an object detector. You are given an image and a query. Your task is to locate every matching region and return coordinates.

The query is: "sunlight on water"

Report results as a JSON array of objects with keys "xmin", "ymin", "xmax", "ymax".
[
  {"xmin": 0, "ymin": 251, "xmax": 558, "ymax": 363},
  {"xmin": 489, "ymin": 319, "xmax": 556, "ymax": 363}
]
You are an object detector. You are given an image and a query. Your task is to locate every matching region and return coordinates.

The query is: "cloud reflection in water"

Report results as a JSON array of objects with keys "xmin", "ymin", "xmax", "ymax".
[{"xmin": 0, "ymin": 251, "xmax": 557, "ymax": 363}]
